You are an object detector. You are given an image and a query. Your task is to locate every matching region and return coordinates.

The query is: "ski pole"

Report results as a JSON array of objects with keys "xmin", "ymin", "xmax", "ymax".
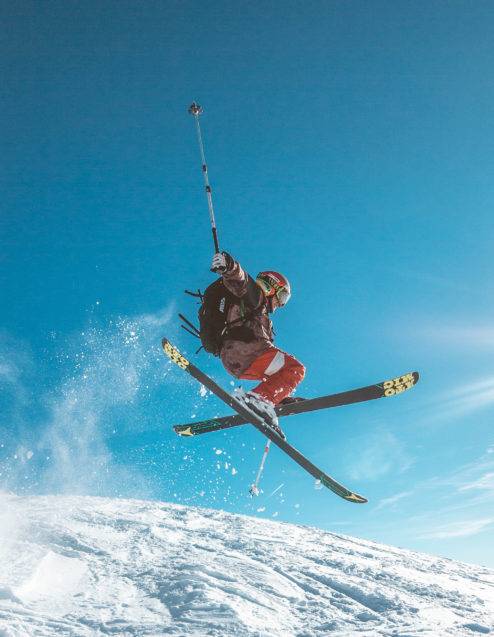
[
  {"xmin": 249, "ymin": 439, "xmax": 271, "ymax": 497},
  {"xmin": 188, "ymin": 102, "xmax": 220, "ymax": 254}
]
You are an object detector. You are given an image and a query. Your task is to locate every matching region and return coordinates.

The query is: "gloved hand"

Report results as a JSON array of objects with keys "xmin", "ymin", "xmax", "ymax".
[{"xmin": 211, "ymin": 251, "xmax": 234, "ymax": 273}]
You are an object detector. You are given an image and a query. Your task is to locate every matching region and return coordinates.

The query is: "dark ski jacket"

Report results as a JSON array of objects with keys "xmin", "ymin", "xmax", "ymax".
[{"xmin": 220, "ymin": 258, "xmax": 275, "ymax": 377}]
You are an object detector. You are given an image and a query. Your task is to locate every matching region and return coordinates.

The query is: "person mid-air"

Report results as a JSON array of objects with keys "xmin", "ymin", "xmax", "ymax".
[{"xmin": 209, "ymin": 251, "xmax": 305, "ymax": 438}]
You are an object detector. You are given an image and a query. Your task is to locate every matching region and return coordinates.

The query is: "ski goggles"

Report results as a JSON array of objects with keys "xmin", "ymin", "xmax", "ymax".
[
  {"xmin": 275, "ymin": 285, "xmax": 291, "ymax": 306},
  {"xmin": 256, "ymin": 273, "xmax": 291, "ymax": 307}
]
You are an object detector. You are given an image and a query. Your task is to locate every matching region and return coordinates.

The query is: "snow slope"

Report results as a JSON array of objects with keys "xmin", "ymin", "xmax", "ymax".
[{"xmin": 0, "ymin": 494, "xmax": 492, "ymax": 636}]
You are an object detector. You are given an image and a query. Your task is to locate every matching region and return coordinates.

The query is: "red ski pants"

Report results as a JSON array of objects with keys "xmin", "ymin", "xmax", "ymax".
[{"xmin": 239, "ymin": 348, "xmax": 305, "ymax": 405}]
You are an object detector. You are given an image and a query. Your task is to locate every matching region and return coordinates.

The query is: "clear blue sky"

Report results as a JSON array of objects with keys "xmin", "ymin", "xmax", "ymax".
[{"xmin": 1, "ymin": 1, "xmax": 494, "ymax": 567}]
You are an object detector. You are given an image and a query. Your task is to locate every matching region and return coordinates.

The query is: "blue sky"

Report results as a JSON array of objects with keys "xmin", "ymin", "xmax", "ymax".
[{"xmin": 1, "ymin": 1, "xmax": 494, "ymax": 568}]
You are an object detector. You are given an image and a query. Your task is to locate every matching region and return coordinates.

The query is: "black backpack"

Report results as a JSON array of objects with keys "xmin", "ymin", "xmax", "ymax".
[
  {"xmin": 197, "ymin": 278, "xmax": 231, "ymax": 355},
  {"xmin": 196, "ymin": 278, "xmax": 261, "ymax": 356}
]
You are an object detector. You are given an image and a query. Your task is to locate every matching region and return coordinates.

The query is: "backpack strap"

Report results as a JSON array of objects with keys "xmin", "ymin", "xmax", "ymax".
[{"xmin": 221, "ymin": 298, "xmax": 267, "ymax": 339}]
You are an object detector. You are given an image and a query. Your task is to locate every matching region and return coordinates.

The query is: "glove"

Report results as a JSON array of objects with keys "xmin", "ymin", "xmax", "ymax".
[{"xmin": 211, "ymin": 251, "xmax": 234, "ymax": 273}]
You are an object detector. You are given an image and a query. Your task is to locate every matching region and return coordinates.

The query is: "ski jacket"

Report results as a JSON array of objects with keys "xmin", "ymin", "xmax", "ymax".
[{"xmin": 220, "ymin": 258, "xmax": 275, "ymax": 377}]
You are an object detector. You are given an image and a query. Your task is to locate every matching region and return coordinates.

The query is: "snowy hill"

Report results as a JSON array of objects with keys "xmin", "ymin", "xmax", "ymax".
[{"xmin": 0, "ymin": 494, "xmax": 493, "ymax": 636}]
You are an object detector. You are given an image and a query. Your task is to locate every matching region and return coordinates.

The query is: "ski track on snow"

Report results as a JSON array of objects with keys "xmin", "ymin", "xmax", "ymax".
[{"xmin": 0, "ymin": 494, "xmax": 493, "ymax": 636}]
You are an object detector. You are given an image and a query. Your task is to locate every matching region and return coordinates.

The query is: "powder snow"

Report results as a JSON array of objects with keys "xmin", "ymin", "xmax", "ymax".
[{"xmin": 0, "ymin": 494, "xmax": 493, "ymax": 636}]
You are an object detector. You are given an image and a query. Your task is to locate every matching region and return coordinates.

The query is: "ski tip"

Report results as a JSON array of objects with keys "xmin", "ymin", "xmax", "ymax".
[
  {"xmin": 344, "ymin": 493, "xmax": 368, "ymax": 504},
  {"xmin": 319, "ymin": 476, "xmax": 368, "ymax": 503},
  {"xmin": 382, "ymin": 371, "xmax": 419, "ymax": 398},
  {"xmin": 161, "ymin": 338, "xmax": 191, "ymax": 370},
  {"xmin": 174, "ymin": 426, "xmax": 194, "ymax": 437},
  {"xmin": 161, "ymin": 337, "xmax": 173, "ymax": 349}
]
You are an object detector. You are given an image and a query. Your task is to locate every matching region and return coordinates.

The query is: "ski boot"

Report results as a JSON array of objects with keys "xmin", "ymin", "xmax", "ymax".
[{"xmin": 233, "ymin": 389, "xmax": 286, "ymax": 439}]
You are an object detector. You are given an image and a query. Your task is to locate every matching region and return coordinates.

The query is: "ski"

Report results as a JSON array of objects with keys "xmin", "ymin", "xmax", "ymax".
[
  {"xmin": 173, "ymin": 371, "xmax": 420, "ymax": 437},
  {"xmin": 162, "ymin": 337, "xmax": 367, "ymax": 504}
]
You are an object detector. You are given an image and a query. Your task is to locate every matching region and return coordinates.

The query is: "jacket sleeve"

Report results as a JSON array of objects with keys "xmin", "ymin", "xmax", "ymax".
[{"xmin": 222, "ymin": 258, "xmax": 264, "ymax": 310}]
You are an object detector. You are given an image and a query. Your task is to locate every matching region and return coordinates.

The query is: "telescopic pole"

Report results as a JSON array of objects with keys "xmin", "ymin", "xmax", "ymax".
[{"xmin": 188, "ymin": 102, "xmax": 220, "ymax": 254}]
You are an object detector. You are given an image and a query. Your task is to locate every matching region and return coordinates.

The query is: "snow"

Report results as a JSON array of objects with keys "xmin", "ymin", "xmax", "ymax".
[{"xmin": 0, "ymin": 494, "xmax": 493, "ymax": 636}]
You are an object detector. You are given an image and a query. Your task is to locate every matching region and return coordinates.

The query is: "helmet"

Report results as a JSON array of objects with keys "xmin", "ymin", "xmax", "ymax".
[{"xmin": 256, "ymin": 271, "xmax": 291, "ymax": 307}]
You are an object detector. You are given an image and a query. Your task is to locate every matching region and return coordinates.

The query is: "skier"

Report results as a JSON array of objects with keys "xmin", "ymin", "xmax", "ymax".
[{"xmin": 211, "ymin": 251, "xmax": 305, "ymax": 438}]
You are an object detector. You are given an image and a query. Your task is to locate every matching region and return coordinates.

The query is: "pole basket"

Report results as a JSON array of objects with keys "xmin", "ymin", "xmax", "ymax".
[
  {"xmin": 188, "ymin": 102, "xmax": 203, "ymax": 116},
  {"xmin": 249, "ymin": 484, "xmax": 260, "ymax": 497}
]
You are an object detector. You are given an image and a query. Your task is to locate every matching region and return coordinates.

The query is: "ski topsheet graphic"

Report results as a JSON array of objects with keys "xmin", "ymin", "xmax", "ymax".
[
  {"xmin": 162, "ymin": 337, "xmax": 368, "ymax": 504},
  {"xmin": 173, "ymin": 372, "xmax": 420, "ymax": 436}
]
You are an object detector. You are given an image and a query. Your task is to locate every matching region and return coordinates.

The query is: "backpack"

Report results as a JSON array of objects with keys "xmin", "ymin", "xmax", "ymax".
[{"xmin": 197, "ymin": 278, "xmax": 259, "ymax": 356}]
